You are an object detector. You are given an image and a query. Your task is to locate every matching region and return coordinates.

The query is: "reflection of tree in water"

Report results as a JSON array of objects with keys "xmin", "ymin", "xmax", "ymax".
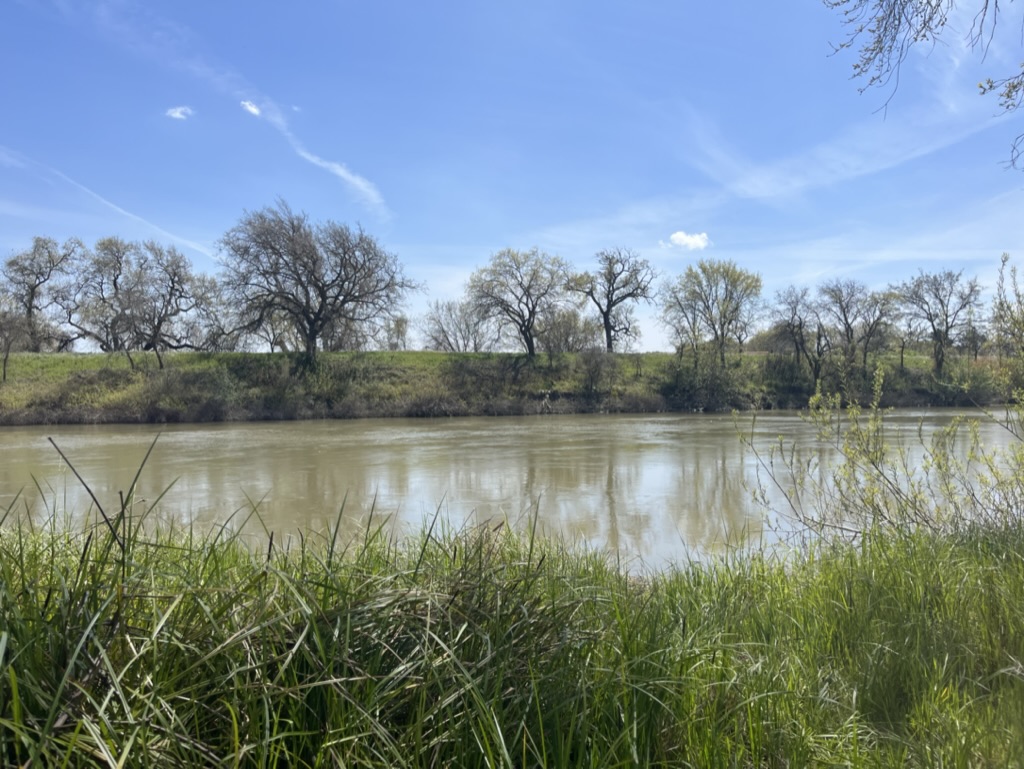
[
  {"xmin": 668, "ymin": 440, "xmax": 755, "ymax": 551},
  {"xmin": 7, "ymin": 412, "xmax": 1011, "ymax": 567}
]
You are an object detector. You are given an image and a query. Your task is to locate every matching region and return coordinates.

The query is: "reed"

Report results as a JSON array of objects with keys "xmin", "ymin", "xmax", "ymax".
[{"xmin": 2, "ymin": 494, "xmax": 1024, "ymax": 765}]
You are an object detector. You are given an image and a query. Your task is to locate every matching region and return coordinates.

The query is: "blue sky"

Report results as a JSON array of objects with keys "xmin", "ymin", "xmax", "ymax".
[{"xmin": 2, "ymin": 0, "xmax": 1023, "ymax": 350}]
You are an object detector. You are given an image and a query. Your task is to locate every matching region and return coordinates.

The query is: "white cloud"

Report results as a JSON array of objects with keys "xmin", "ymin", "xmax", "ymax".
[
  {"xmin": 663, "ymin": 230, "xmax": 710, "ymax": 250},
  {"xmin": 70, "ymin": 4, "xmax": 387, "ymax": 215},
  {"xmin": 165, "ymin": 105, "xmax": 193, "ymax": 120}
]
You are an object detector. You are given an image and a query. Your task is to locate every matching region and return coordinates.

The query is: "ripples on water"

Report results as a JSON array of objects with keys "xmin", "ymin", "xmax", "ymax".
[{"xmin": 0, "ymin": 410, "xmax": 1014, "ymax": 569}]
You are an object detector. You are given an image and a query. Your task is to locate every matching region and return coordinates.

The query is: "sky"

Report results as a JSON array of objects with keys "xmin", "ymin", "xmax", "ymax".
[{"xmin": 2, "ymin": 0, "xmax": 1023, "ymax": 351}]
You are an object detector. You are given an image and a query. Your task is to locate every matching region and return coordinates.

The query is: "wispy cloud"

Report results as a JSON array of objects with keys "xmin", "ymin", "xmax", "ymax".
[
  {"xmin": 685, "ymin": 17, "xmax": 1018, "ymax": 208},
  {"xmin": 689, "ymin": 109, "xmax": 999, "ymax": 205},
  {"xmin": 0, "ymin": 146, "xmax": 27, "ymax": 168},
  {"xmin": 84, "ymin": 1, "xmax": 388, "ymax": 215},
  {"xmin": 661, "ymin": 231, "xmax": 710, "ymax": 250},
  {"xmin": 237, "ymin": 97, "xmax": 388, "ymax": 214},
  {"xmin": 165, "ymin": 105, "xmax": 193, "ymax": 120},
  {"xmin": 0, "ymin": 144, "xmax": 214, "ymax": 257}
]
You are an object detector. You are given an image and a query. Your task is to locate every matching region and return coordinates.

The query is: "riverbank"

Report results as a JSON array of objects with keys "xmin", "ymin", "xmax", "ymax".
[
  {"xmin": 0, "ymin": 349, "xmax": 1006, "ymax": 425},
  {"xmin": 2, "ymin": 512, "xmax": 1022, "ymax": 766}
]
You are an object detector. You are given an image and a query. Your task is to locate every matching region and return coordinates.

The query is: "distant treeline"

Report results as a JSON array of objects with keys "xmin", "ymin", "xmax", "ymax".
[{"xmin": 3, "ymin": 201, "xmax": 1023, "ymax": 409}]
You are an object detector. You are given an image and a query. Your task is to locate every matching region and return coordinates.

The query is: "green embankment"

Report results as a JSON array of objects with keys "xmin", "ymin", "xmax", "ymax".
[{"xmin": 0, "ymin": 348, "xmax": 1008, "ymax": 424}]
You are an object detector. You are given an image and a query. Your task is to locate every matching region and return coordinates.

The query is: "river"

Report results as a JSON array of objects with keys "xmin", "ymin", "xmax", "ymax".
[{"xmin": 0, "ymin": 410, "xmax": 1016, "ymax": 568}]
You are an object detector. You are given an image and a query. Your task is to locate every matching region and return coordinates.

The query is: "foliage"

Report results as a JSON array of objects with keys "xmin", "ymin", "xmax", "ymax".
[
  {"xmin": 661, "ymin": 259, "xmax": 763, "ymax": 367},
  {"xmin": 751, "ymin": 369, "xmax": 1024, "ymax": 539},
  {"xmin": 992, "ymin": 253, "xmax": 1024, "ymax": 374},
  {"xmin": 0, "ymin": 294, "xmax": 30, "ymax": 383},
  {"xmin": 1, "ymin": 236, "xmax": 82, "ymax": 352},
  {"xmin": 536, "ymin": 306, "xmax": 603, "ymax": 355},
  {"xmin": 46, "ymin": 237, "xmax": 221, "ymax": 369},
  {"xmin": 892, "ymin": 269, "xmax": 981, "ymax": 378},
  {"xmin": 467, "ymin": 248, "xmax": 571, "ymax": 357}
]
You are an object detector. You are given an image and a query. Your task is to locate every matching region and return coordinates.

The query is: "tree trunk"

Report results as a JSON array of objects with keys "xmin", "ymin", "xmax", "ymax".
[
  {"xmin": 524, "ymin": 332, "xmax": 536, "ymax": 357},
  {"xmin": 302, "ymin": 330, "xmax": 319, "ymax": 369},
  {"xmin": 934, "ymin": 342, "xmax": 945, "ymax": 378}
]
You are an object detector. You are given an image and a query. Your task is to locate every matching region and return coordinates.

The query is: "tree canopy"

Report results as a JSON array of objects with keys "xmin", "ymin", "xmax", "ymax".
[
  {"xmin": 219, "ymin": 201, "xmax": 416, "ymax": 366},
  {"xmin": 892, "ymin": 269, "xmax": 981, "ymax": 377},
  {"xmin": 661, "ymin": 259, "xmax": 763, "ymax": 367},
  {"xmin": 569, "ymin": 248, "xmax": 657, "ymax": 352},
  {"xmin": 468, "ymin": 248, "xmax": 570, "ymax": 357}
]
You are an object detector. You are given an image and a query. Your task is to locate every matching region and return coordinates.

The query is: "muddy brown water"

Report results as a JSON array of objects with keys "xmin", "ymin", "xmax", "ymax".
[{"xmin": 0, "ymin": 410, "xmax": 1014, "ymax": 568}]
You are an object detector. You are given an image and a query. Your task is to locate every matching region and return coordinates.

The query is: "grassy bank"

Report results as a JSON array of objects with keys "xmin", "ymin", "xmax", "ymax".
[
  {"xmin": 2, "ymin": 507, "xmax": 1023, "ymax": 767},
  {"xmin": 0, "ymin": 348, "xmax": 1008, "ymax": 425}
]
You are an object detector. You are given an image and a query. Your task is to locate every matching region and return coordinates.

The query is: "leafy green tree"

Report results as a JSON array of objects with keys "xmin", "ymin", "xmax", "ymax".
[
  {"xmin": 468, "ymin": 248, "xmax": 570, "ymax": 357},
  {"xmin": 568, "ymin": 247, "xmax": 657, "ymax": 352},
  {"xmin": 219, "ymin": 201, "xmax": 416, "ymax": 366},
  {"xmin": 661, "ymin": 259, "xmax": 762, "ymax": 367}
]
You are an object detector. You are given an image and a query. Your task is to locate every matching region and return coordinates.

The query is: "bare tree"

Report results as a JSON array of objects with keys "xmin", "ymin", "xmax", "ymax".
[
  {"xmin": 661, "ymin": 259, "xmax": 762, "ymax": 367},
  {"xmin": 177, "ymin": 273, "xmax": 244, "ymax": 353},
  {"xmin": 774, "ymin": 285, "xmax": 829, "ymax": 381},
  {"xmin": 55, "ymin": 237, "xmax": 140, "ymax": 355},
  {"xmin": 817, "ymin": 279, "xmax": 896, "ymax": 369},
  {"xmin": 467, "ymin": 248, "xmax": 570, "ymax": 357},
  {"xmin": 817, "ymin": 278, "xmax": 864, "ymax": 367},
  {"xmin": 568, "ymin": 247, "xmax": 657, "ymax": 352},
  {"xmin": 0, "ymin": 291, "xmax": 30, "ymax": 383},
  {"xmin": 421, "ymin": 299, "xmax": 497, "ymax": 352},
  {"xmin": 891, "ymin": 303, "xmax": 926, "ymax": 372},
  {"xmin": 827, "ymin": 0, "xmax": 1024, "ymax": 164},
  {"xmin": 894, "ymin": 269, "xmax": 982, "ymax": 377},
  {"xmin": 219, "ymin": 201, "xmax": 416, "ymax": 366},
  {"xmin": 129, "ymin": 242, "xmax": 218, "ymax": 368},
  {"xmin": 2, "ymin": 236, "xmax": 83, "ymax": 351},
  {"xmin": 858, "ymin": 290, "xmax": 897, "ymax": 367},
  {"xmin": 992, "ymin": 253, "xmax": 1024, "ymax": 358},
  {"xmin": 54, "ymin": 238, "xmax": 221, "ymax": 367}
]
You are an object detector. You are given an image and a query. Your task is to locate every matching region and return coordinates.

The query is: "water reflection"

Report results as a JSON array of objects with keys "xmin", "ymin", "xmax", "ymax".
[{"xmin": 0, "ymin": 411, "xmax": 1014, "ymax": 568}]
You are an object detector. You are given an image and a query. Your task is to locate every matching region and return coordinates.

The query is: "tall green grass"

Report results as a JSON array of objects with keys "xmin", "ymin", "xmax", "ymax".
[{"xmin": 3, "ymin": 494, "xmax": 1024, "ymax": 765}]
